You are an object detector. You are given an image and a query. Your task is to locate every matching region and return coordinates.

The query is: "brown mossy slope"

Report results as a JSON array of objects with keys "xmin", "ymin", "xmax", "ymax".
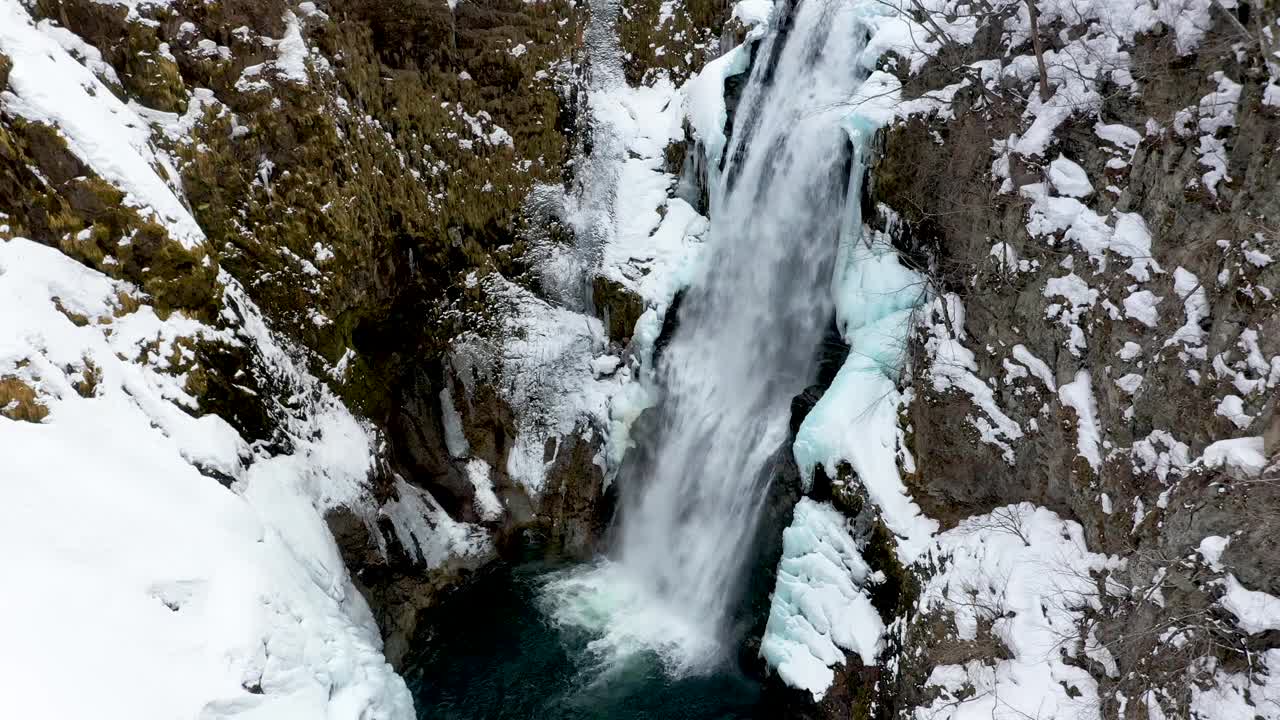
[
  {"xmin": 618, "ymin": 0, "xmax": 729, "ymax": 85},
  {"xmin": 32, "ymin": 0, "xmax": 586, "ymax": 422},
  {"xmin": 0, "ymin": 116, "xmax": 219, "ymax": 315}
]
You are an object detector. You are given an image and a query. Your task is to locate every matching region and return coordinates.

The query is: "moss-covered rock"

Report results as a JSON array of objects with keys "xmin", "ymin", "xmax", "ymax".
[
  {"xmin": 0, "ymin": 117, "xmax": 220, "ymax": 316},
  {"xmin": 0, "ymin": 376, "xmax": 49, "ymax": 422},
  {"xmin": 38, "ymin": 0, "xmax": 189, "ymax": 111},
  {"xmin": 72, "ymin": 357, "xmax": 101, "ymax": 398},
  {"xmin": 618, "ymin": 0, "xmax": 730, "ymax": 86},
  {"xmin": 591, "ymin": 274, "xmax": 644, "ymax": 344}
]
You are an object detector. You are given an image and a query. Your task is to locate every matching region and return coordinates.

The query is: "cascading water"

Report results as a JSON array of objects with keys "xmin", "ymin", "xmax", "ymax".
[{"xmin": 541, "ymin": 0, "xmax": 881, "ymax": 675}]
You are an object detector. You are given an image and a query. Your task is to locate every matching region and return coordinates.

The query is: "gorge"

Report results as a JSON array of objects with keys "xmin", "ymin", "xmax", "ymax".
[{"xmin": 1, "ymin": 0, "xmax": 1279, "ymax": 717}]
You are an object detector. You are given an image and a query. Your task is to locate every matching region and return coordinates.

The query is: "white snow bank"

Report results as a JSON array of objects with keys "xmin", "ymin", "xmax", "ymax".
[
  {"xmin": 1190, "ymin": 649, "xmax": 1280, "ymax": 720},
  {"xmin": 1221, "ymin": 574, "xmax": 1280, "ymax": 635},
  {"xmin": 381, "ymin": 476, "xmax": 489, "ymax": 568},
  {"xmin": 683, "ymin": 46, "xmax": 753, "ymax": 170},
  {"xmin": 1048, "ymin": 155, "xmax": 1093, "ymax": 197},
  {"xmin": 1123, "ymin": 289, "xmax": 1161, "ymax": 327},
  {"xmin": 1215, "ymin": 394, "xmax": 1254, "ymax": 429},
  {"xmin": 1058, "ymin": 370, "xmax": 1103, "ymax": 471},
  {"xmin": 1166, "ymin": 266, "xmax": 1210, "ymax": 350},
  {"xmin": 273, "ymin": 12, "xmax": 311, "ymax": 85},
  {"xmin": 1199, "ymin": 436, "xmax": 1268, "ymax": 476},
  {"xmin": 914, "ymin": 504, "xmax": 1122, "ymax": 720},
  {"xmin": 731, "ymin": 0, "xmax": 774, "ymax": 39},
  {"xmin": 1197, "ymin": 535, "xmax": 1230, "ymax": 571},
  {"xmin": 1022, "ymin": 184, "xmax": 1160, "ymax": 281},
  {"xmin": 760, "ymin": 498, "xmax": 884, "ymax": 700},
  {"xmin": 0, "ymin": 2, "xmax": 204, "ymax": 248},
  {"xmin": 582, "ymin": 76, "xmax": 711, "ymax": 475},
  {"xmin": 235, "ymin": 12, "xmax": 322, "ymax": 92},
  {"xmin": 465, "ymin": 458, "xmax": 504, "ymax": 521},
  {"xmin": 921, "ymin": 294, "xmax": 1024, "ymax": 464},
  {"xmin": 0, "ymin": 237, "xmax": 414, "ymax": 720},
  {"xmin": 1011, "ymin": 344, "xmax": 1056, "ymax": 390}
]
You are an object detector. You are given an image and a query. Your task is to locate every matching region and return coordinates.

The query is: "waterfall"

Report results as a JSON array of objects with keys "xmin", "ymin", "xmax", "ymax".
[{"xmin": 542, "ymin": 0, "xmax": 879, "ymax": 676}]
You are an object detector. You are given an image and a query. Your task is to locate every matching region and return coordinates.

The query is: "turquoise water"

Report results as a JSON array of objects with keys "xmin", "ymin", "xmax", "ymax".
[{"xmin": 403, "ymin": 558, "xmax": 765, "ymax": 719}]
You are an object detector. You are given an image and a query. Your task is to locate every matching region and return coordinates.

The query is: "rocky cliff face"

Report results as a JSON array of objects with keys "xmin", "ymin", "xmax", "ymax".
[{"xmin": 784, "ymin": 0, "xmax": 1280, "ymax": 716}]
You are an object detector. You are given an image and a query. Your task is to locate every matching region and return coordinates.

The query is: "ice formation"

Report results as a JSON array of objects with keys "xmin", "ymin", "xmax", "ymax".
[{"xmin": 760, "ymin": 499, "xmax": 884, "ymax": 700}]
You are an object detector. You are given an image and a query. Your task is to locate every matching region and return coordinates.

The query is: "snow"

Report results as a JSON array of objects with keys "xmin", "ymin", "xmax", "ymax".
[
  {"xmin": 1024, "ymin": 185, "xmax": 1159, "ymax": 282},
  {"xmin": 785, "ymin": 57, "xmax": 939, "ymax": 570},
  {"xmin": 1199, "ymin": 436, "xmax": 1268, "ymax": 476},
  {"xmin": 683, "ymin": 46, "xmax": 753, "ymax": 170},
  {"xmin": 1132, "ymin": 429, "xmax": 1191, "ymax": 483},
  {"xmin": 1266, "ymin": 83, "xmax": 1280, "ymax": 108},
  {"xmin": 465, "ymin": 458, "xmax": 503, "ymax": 521},
  {"xmin": 731, "ymin": 0, "xmax": 774, "ymax": 36},
  {"xmin": 1115, "ymin": 373, "xmax": 1143, "ymax": 395},
  {"xmin": 1190, "ymin": 651, "xmax": 1280, "ymax": 720},
  {"xmin": 1215, "ymin": 394, "xmax": 1254, "ymax": 429},
  {"xmin": 760, "ymin": 498, "xmax": 884, "ymax": 700},
  {"xmin": 0, "ymin": 237, "xmax": 414, "ymax": 719},
  {"xmin": 1181, "ymin": 72, "xmax": 1242, "ymax": 196},
  {"xmin": 590, "ymin": 354, "xmax": 622, "ymax": 377},
  {"xmin": 1011, "ymin": 344, "xmax": 1055, "ymax": 390},
  {"xmin": 1244, "ymin": 248, "xmax": 1274, "ymax": 267},
  {"xmin": 0, "ymin": 1, "xmax": 204, "ymax": 248},
  {"xmin": 922, "ymin": 294, "xmax": 1023, "ymax": 464},
  {"xmin": 1118, "ymin": 341, "xmax": 1142, "ymax": 361},
  {"xmin": 273, "ymin": 12, "xmax": 311, "ymax": 85},
  {"xmin": 1123, "ymin": 289, "xmax": 1162, "ymax": 327},
  {"xmin": 1221, "ymin": 574, "xmax": 1280, "ymax": 634},
  {"xmin": 1197, "ymin": 535, "xmax": 1230, "ymax": 571},
  {"xmin": 1048, "ymin": 155, "xmax": 1093, "ymax": 197},
  {"xmin": 1096, "ymin": 122, "xmax": 1142, "ymax": 149},
  {"xmin": 36, "ymin": 19, "xmax": 122, "ymax": 86},
  {"xmin": 1059, "ymin": 370, "xmax": 1102, "ymax": 471},
  {"xmin": 451, "ymin": 275, "xmax": 619, "ymax": 495},
  {"xmin": 1111, "ymin": 213, "xmax": 1158, "ymax": 281},
  {"xmin": 1043, "ymin": 272, "xmax": 1097, "ymax": 356},
  {"xmin": 583, "ymin": 75, "xmax": 708, "ymax": 333},
  {"xmin": 235, "ymin": 13, "xmax": 322, "ymax": 92},
  {"xmin": 1166, "ymin": 267, "xmax": 1210, "ymax": 349},
  {"xmin": 914, "ymin": 504, "xmax": 1120, "ymax": 720},
  {"xmin": 559, "ymin": 23, "xmax": 713, "ymax": 483},
  {"xmin": 382, "ymin": 476, "xmax": 489, "ymax": 569}
]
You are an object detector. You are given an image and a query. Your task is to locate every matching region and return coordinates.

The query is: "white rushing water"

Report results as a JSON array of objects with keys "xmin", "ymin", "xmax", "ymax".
[{"xmin": 543, "ymin": 0, "xmax": 880, "ymax": 675}]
